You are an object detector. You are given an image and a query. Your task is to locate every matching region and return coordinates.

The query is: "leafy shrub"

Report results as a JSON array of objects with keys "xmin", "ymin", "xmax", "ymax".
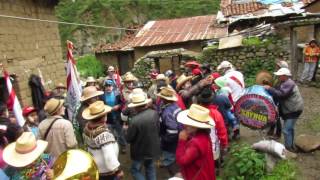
[
  {"xmin": 223, "ymin": 143, "xmax": 266, "ymax": 180},
  {"xmin": 261, "ymin": 160, "xmax": 298, "ymax": 180},
  {"xmin": 76, "ymin": 55, "xmax": 105, "ymax": 78},
  {"xmin": 242, "ymin": 37, "xmax": 262, "ymax": 46},
  {"xmin": 243, "ymin": 59, "xmax": 275, "ymax": 87}
]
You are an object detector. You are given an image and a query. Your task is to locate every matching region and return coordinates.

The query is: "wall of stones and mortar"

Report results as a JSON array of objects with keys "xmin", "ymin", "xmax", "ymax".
[
  {"xmin": 200, "ymin": 36, "xmax": 291, "ymax": 72},
  {"xmin": 0, "ymin": 0, "xmax": 65, "ymax": 106}
]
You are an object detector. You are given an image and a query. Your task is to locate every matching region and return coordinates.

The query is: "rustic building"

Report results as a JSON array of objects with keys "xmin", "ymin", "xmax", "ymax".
[{"xmin": 0, "ymin": 0, "xmax": 64, "ymax": 106}]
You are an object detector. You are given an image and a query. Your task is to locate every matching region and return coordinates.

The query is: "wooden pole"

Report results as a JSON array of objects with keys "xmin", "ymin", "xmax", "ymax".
[
  {"xmin": 312, "ymin": 24, "xmax": 320, "ymax": 81},
  {"xmin": 290, "ymin": 27, "xmax": 298, "ymax": 80}
]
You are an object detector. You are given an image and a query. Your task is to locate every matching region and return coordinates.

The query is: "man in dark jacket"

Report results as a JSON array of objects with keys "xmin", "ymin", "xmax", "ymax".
[
  {"xmin": 157, "ymin": 87, "xmax": 182, "ymax": 176},
  {"xmin": 264, "ymin": 68, "xmax": 303, "ymax": 152},
  {"xmin": 126, "ymin": 89, "xmax": 160, "ymax": 180}
]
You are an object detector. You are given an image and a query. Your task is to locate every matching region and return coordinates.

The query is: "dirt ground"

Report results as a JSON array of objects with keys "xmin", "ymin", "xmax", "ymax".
[{"xmin": 119, "ymin": 85, "xmax": 320, "ymax": 180}]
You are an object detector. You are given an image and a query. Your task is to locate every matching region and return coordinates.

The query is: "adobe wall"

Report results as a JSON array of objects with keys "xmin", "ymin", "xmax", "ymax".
[{"xmin": 0, "ymin": 0, "xmax": 65, "ymax": 106}]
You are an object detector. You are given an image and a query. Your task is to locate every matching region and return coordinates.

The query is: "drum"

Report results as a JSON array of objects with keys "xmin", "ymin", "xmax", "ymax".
[{"xmin": 234, "ymin": 85, "xmax": 277, "ymax": 130}]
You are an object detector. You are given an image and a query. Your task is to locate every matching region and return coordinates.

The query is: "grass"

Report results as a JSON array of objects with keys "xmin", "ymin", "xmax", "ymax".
[
  {"xmin": 305, "ymin": 114, "xmax": 320, "ymax": 133},
  {"xmin": 261, "ymin": 160, "xmax": 298, "ymax": 180}
]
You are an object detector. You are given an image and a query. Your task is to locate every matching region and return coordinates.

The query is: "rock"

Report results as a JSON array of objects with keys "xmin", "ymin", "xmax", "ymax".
[
  {"xmin": 239, "ymin": 55, "xmax": 246, "ymax": 60},
  {"xmin": 295, "ymin": 134, "xmax": 320, "ymax": 152},
  {"xmin": 256, "ymin": 52, "xmax": 267, "ymax": 57}
]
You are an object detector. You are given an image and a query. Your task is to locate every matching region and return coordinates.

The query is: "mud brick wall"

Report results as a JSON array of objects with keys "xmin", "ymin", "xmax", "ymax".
[{"xmin": 0, "ymin": 0, "xmax": 65, "ymax": 106}]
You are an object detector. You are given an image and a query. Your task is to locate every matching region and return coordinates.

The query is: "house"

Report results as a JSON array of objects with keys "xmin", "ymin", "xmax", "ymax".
[
  {"xmin": 303, "ymin": 0, "xmax": 320, "ymax": 13},
  {"xmin": 0, "ymin": 0, "xmax": 65, "ymax": 106},
  {"xmin": 95, "ymin": 15, "xmax": 227, "ymax": 74}
]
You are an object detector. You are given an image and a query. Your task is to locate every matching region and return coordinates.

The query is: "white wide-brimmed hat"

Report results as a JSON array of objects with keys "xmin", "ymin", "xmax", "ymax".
[
  {"xmin": 177, "ymin": 104, "xmax": 215, "ymax": 129},
  {"xmin": 217, "ymin": 61, "xmax": 233, "ymax": 70},
  {"xmin": 157, "ymin": 87, "xmax": 178, "ymax": 101},
  {"xmin": 274, "ymin": 68, "xmax": 292, "ymax": 76},
  {"xmin": 128, "ymin": 89, "xmax": 151, "ymax": 108},
  {"xmin": 3, "ymin": 132, "xmax": 48, "ymax": 167},
  {"xmin": 82, "ymin": 101, "xmax": 112, "ymax": 120},
  {"xmin": 80, "ymin": 86, "xmax": 104, "ymax": 102}
]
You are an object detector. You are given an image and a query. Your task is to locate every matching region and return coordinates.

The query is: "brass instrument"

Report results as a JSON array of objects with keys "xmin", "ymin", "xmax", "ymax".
[{"xmin": 53, "ymin": 149, "xmax": 99, "ymax": 180}]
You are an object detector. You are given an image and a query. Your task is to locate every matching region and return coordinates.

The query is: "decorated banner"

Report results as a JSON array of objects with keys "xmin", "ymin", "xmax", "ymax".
[
  {"xmin": 66, "ymin": 40, "xmax": 82, "ymax": 121},
  {"xmin": 235, "ymin": 85, "xmax": 277, "ymax": 130},
  {"xmin": 2, "ymin": 68, "xmax": 25, "ymax": 127}
]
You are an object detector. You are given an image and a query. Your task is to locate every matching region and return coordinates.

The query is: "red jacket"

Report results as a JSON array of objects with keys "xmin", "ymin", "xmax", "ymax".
[
  {"xmin": 176, "ymin": 132, "xmax": 215, "ymax": 180},
  {"xmin": 203, "ymin": 104, "xmax": 228, "ymax": 148},
  {"xmin": 176, "ymin": 94, "xmax": 186, "ymax": 110}
]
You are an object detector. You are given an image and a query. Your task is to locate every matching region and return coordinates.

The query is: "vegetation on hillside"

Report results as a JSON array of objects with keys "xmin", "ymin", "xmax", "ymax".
[{"xmin": 55, "ymin": 0, "xmax": 220, "ymax": 53}]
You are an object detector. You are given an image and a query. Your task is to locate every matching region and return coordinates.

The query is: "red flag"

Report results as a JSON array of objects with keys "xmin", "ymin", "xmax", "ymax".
[{"xmin": 3, "ymin": 70, "xmax": 25, "ymax": 126}]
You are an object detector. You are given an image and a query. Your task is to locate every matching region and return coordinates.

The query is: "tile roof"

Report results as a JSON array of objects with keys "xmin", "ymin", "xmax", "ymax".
[
  {"xmin": 220, "ymin": 1, "xmax": 268, "ymax": 17},
  {"xmin": 94, "ymin": 33, "xmax": 135, "ymax": 53},
  {"xmin": 129, "ymin": 15, "xmax": 227, "ymax": 47}
]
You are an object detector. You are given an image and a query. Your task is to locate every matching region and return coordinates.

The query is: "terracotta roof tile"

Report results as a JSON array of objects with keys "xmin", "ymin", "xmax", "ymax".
[{"xmin": 221, "ymin": 2, "xmax": 268, "ymax": 17}]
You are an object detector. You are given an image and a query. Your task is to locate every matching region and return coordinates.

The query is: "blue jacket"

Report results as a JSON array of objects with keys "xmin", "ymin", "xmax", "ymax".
[{"xmin": 159, "ymin": 103, "xmax": 182, "ymax": 153}]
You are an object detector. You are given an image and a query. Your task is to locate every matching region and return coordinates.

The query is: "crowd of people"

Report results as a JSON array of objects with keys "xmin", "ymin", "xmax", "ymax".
[{"xmin": 0, "ymin": 58, "xmax": 304, "ymax": 179}]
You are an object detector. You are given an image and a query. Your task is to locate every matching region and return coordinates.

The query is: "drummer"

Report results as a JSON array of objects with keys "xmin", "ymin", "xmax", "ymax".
[{"xmin": 264, "ymin": 68, "xmax": 303, "ymax": 152}]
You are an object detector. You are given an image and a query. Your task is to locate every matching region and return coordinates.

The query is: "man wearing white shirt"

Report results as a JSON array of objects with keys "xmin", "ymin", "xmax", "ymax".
[{"xmin": 217, "ymin": 61, "xmax": 245, "ymax": 103}]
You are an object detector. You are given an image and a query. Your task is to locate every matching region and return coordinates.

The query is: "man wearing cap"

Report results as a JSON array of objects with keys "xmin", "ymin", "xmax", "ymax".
[
  {"xmin": 103, "ymin": 79, "xmax": 127, "ymax": 154},
  {"xmin": 217, "ymin": 61, "xmax": 245, "ymax": 103},
  {"xmin": 22, "ymin": 106, "xmax": 39, "ymax": 138},
  {"xmin": 300, "ymin": 40, "xmax": 320, "ymax": 83},
  {"xmin": 157, "ymin": 87, "xmax": 182, "ymax": 176},
  {"xmin": 39, "ymin": 98, "xmax": 78, "ymax": 158},
  {"xmin": 264, "ymin": 68, "xmax": 303, "ymax": 152},
  {"xmin": 126, "ymin": 89, "xmax": 161, "ymax": 180}
]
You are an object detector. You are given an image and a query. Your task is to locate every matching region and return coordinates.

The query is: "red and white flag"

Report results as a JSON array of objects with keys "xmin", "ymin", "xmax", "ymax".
[
  {"xmin": 66, "ymin": 40, "xmax": 82, "ymax": 120},
  {"xmin": 3, "ymin": 70, "xmax": 25, "ymax": 126}
]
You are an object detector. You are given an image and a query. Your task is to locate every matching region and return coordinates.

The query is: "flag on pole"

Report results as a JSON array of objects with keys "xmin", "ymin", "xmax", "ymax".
[
  {"xmin": 3, "ymin": 70, "xmax": 25, "ymax": 127},
  {"xmin": 66, "ymin": 40, "xmax": 82, "ymax": 120}
]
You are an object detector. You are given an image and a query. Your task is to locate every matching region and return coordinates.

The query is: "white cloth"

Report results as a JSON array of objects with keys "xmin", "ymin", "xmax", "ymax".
[
  {"xmin": 224, "ymin": 69, "xmax": 245, "ymax": 102},
  {"xmin": 210, "ymin": 127, "xmax": 220, "ymax": 160},
  {"xmin": 300, "ymin": 62, "xmax": 316, "ymax": 81},
  {"xmin": 83, "ymin": 131, "xmax": 120, "ymax": 174},
  {"xmin": 252, "ymin": 140, "xmax": 286, "ymax": 159}
]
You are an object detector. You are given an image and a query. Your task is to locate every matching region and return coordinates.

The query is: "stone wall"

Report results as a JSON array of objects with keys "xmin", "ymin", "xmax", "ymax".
[
  {"xmin": 199, "ymin": 36, "xmax": 291, "ymax": 85},
  {"xmin": 200, "ymin": 36, "xmax": 290, "ymax": 71},
  {"xmin": 0, "ymin": 0, "xmax": 65, "ymax": 106}
]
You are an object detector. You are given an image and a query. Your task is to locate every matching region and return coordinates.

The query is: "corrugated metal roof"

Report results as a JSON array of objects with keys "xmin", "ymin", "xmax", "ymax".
[
  {"xmin": 130, "ymin": 15, "xmax": 227, "ymax": 47},
  {"xmin": 221, "ymin": 2, "xmax": 268, "ymax": 17}
]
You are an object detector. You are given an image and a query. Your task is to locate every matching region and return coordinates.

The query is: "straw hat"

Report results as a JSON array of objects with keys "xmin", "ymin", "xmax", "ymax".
[
  {"xmin": 176, "ymin": 74, "xmax": 192, "ymax": 90},
  {"xmin": 3, "ymin": 132, "xmax": 48, "ymax": 167},
  {"xmin": 80, "ymin": 86, "xmax": 104, "ymax": 102},
  {"xmin": 256, "ymin": 70, "xmax": 273, "ymax": 85},
  {"xmin": 128, "ymin": 90, "xmax": 152, "ymax": 108},
  {"xmin": 177, "ymin": 104, "xmax": 215, "ymax": 129},
  {"xmin": 108, "ymin": 66, "xmax": 115, "ymax": 72},
  {"xmin": 56, "ymin": 82, "xmax": 66, "ymax": 89},
  {"xmin": 123, "ymin": 72, "xmax": 138, "ymax": 82},
  {"xmin": 156, "ymin": 74, "xmax": 169, "ymax": 81},
  {"xmin": 85, "ymin": 76, "xmax": 96, "ymax": 84},
  {"xmin": 44, "ymin": 98, "xmax": 64, "ymax": 115},
  {"xmin": 82, "ymin": 101, "xmax": 112, "ymax": 120},
  {"xmin": 157, "ymin": 87, "xmax": 178, "ymax": 102}
]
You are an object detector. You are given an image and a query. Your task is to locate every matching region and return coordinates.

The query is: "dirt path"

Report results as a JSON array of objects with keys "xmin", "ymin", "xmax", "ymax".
[{"xmin": 119, "ymin": 86, "xmax": 320, "ymax": 180}]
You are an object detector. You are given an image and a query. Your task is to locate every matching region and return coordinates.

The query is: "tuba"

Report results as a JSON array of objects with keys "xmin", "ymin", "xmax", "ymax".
[{"xmin": 52, "ymin": 149, "xmax": 99, "ymax": 180}]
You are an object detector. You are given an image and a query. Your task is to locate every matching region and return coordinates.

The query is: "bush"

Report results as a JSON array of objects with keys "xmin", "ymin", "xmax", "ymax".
[
  {"xmin": 262, "ymin": 160, "xmax": 298, "ymax": 180},
  {"xmin": 223, "ymin": 143, "xmax": 266, "ymax": 180},
  {"xmin": 76, "ymin": 55, "xmax": 105, "ymax": 78},
  {"xmin": 243, "ymin": 59, "xmax": 275, "ymax": 87}
]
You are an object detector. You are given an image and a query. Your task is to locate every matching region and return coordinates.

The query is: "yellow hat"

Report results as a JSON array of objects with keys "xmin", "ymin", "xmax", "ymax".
[{"xmin": 82, "ymin": 101, "xmax": 112, "ymax": 120}]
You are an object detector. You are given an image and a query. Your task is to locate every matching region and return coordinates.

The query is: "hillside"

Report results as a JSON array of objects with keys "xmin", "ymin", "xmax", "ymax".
[{"xmin": 55, "ymin": 0, "xmax": 220, "ymax": 54}]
